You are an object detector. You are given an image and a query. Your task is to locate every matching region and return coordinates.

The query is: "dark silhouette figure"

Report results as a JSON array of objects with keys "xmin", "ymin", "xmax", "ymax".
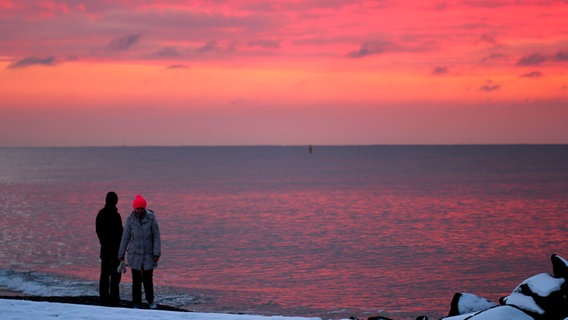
[{"xmin": 96, "ymin": 191, "xmax": 124, "ymax": 306}]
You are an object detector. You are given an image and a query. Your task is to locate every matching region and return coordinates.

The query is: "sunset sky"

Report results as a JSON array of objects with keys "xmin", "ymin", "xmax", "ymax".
[{"xmin": 1, "ymin": 0, "xmax": 567, "ymax": 146}]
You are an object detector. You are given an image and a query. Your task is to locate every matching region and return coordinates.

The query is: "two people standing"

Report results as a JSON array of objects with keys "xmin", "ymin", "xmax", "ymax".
[{"xmin": 96, "ymin": 193, "xmax": 161, "ymax": 309}]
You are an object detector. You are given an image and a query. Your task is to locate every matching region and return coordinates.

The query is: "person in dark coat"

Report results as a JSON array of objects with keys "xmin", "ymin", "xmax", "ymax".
[{"xmin": 96, "ymin": 191, "xmax": 124, "ymax": 306}]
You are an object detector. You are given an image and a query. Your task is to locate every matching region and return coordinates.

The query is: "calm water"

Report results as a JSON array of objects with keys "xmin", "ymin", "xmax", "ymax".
[{"xmin": 1, "ymin": 145, "xmax": 568, "ymax": 319}]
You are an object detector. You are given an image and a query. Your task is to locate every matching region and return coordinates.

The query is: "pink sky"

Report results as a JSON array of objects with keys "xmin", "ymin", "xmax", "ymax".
[{"xmin": 1, "ymin": 0, "xmax": 567, "ymax": 146}]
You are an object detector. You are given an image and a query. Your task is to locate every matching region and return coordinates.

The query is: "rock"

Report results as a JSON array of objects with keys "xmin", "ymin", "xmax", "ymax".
[
  {"xmin": 551, "ymin": 254, "xmax": 568, "ymax": 279},
  {"xmin": 448, "ymin": 293, "xmax": 497, "ymax": 316},
  {"xmin": 443, "ymin": 305, "xmax": 534, "ymax": 320},
  {"xmin": 442, "ymin": 254, "xmax": 568, "ymax": 320},
  {"xmin": 501, "ymin": 272, "xmax": 568, "ymax": 319},
  {"xmin": 365, "ymin": 315, "xmax": 427, "ymax": 320}
]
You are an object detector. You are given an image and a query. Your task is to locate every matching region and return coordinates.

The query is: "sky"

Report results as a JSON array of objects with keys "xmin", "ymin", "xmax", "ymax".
[{"xmin": 0, "ymin": 0, "xmax": 567, "ymax": 146}]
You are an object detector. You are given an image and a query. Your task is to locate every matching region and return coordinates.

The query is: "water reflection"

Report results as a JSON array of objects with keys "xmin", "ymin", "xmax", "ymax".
[{"xmin": 1, "ymin": 146, "xmax": 567, "ymax": 319}]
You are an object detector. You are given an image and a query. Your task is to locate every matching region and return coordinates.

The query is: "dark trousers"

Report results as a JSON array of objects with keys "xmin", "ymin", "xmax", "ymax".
[
  {"xmin": 131, "ymin": 268, "xmax": 154, "ymax": 304},
  {"xmin": 99, "ymin": 258, "xmax": 122, "ymax": 306}
]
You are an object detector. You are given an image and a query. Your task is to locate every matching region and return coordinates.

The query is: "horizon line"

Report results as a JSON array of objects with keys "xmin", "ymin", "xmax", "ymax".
[{"xmin": 1, "ymin": 143, "xmax": 567, "ymax": 148}]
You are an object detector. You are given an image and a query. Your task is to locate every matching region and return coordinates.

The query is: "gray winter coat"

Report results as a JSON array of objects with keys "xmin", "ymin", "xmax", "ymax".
[{"xmin": 118, "ymin": 209, "xmax": 161, "ymax": 271}]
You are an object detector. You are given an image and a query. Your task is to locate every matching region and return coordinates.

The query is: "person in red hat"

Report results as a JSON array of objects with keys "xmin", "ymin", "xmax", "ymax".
[{"xmin": 118, "ymin": 194, "xmax": 161, "ymax": 309}]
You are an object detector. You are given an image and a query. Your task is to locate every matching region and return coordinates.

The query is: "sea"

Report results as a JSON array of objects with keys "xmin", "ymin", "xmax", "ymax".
[{"xmin": 1, "ymin": 145, "xmax": 567, "ymax": 320}]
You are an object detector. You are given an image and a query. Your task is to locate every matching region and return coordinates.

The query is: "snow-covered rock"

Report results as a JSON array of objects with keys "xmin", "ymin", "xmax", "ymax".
[
  {"xmin": 448, "ymin": 293, "xmax": 497, "ymax": 316},
  {"xmin": 442, "ymin": 254, "xmax": 568, "ymax": 320}
]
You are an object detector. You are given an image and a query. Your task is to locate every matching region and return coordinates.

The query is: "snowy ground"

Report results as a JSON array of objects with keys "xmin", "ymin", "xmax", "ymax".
[{"xmin": 0, "ymin": 299, "xmax": 323, "ymax": 320}]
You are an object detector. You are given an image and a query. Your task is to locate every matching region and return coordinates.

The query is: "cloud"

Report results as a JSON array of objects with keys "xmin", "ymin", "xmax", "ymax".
[
  {"xmin": 152, "ymin": 47, "xmax": 182, "ymax": 58},
  {"xmin": 480, "ymin": 53, "xmax": 507, "ymax": 64},
  {"xmin": 515, "ymin": 53, "xmax": 548, "ymax": 66},
  {"xmin": 432, "ymin": 66, "xmax": 448, "ymax": 75},
  {"xmin": 347, "ymin": 36, "xmax": 438, "ymax": 59},
  {"xmin": 514, "ymin": 51, "xmax": 568, "ymax": 66},
  {"xmin": 520, "ymin": 70, "xmax": 543, "ymax": 78},
  {"xmin": 476, "ymin": 33, "xmax": 499, "ymax": 45},
  {"xmin": 7, "ymin": 56, "xmax": 56, "ymax": 69},
  {"xmin": 480, "ymin": 80, "xmax": 500, "ymax": 92},
  {"xmin": 463, "ymin": 0, "xmax": 532, "ymax": 8},
  {"xmin": 553, "ymin": 50, "xmax": 568, "ymax": 62},
  {"xmin": 248, "ymin": 39, "xmax": 281, "ymax": 49},
  {"xmin": 106, "ymin": 34, "xmax": 142, "ymax": 51},
  {"xmin": 435, "ymin": 2, "xmax": 449, "ymax": 10},
  {"xmin": 197, "ymin": 41, "xmax": 220, "ymax": 53},
  {"xmin": 166, "ymin": 64, "xmax": 189, "ymax": 69},
  {"xmin": 192, "ymin": 41, "xmax": 237, "ymax": 57},
  {"xmin": 348, "ymin": 40, "xmax": 396, "ymax": 58},
  {"xmin": 101, "ymin": 9, "xmax": 276, "ymax": 45}
]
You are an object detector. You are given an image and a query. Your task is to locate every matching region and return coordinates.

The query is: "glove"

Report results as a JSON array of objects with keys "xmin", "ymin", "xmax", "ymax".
[{"xmin": 117, "ymin": 260, "xmax": 127, "ymax": 273}]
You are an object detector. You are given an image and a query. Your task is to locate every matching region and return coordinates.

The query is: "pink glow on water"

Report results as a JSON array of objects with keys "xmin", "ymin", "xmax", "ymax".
[{"xmin": 1, "ymin": 146, "xmax": 567, "ymax": 319}]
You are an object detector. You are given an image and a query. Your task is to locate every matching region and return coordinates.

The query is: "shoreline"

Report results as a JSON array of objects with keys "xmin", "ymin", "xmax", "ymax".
[
  {"xmin": 0, "ymin": 287, "xmax": 21, "ymax": 297},
  {"xmin": 0, "ymin": 287, "xmax": 187, "ymax": 312},
  {"xmin": 0, "ymin": 286, "xmax": 410, "ymax": 319},
  {"xmin": 0, "ymin": 298, "xmax": 322, "ymax": 320},
  {"xmin": 0, "ymin": 294, "xmax": 189, "ymax": 312},
  {"xmin": 0, "ymin": 292, "xmax": 401, "ymax": 319}
]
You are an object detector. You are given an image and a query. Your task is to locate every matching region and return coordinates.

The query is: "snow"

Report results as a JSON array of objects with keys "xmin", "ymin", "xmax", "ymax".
[
  {"xmin": 503, "ymin": 293, "xmax": 543, "ymax": 315},
  {"xmin": 442, "ymin": 305, "xmax": 534, "ymax": 320},
  {"xmin": 520, "ymin": 273, "xmax": 564, "ymax": 297},
  {"xmin": 456, "ymin": 293, "xmax": 496, "ymax": 314},
  {"xmin": 500, "ymin": 272, "xmax": 565, "ymax": 315},
  {"xmin": 0, "ymin": 299, "xmax": 323, "ymax": 320}
]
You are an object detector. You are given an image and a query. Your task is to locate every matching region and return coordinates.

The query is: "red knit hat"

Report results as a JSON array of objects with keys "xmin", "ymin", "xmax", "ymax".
[{"xmin": 132, "ymin": 194, "xmax": 147, "ymax": 209}]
